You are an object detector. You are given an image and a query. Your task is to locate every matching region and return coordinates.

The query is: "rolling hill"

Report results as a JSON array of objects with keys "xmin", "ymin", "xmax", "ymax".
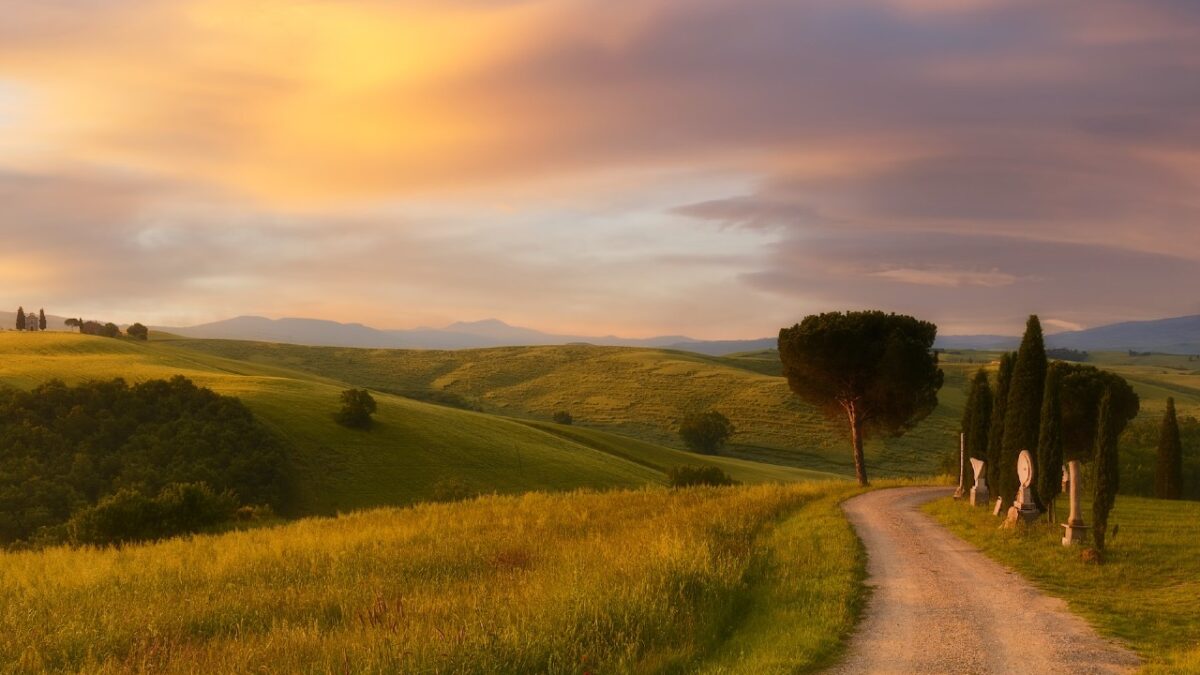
[
  {"xmin": 0, "ymin": 332, "xmax": 831, "ymax": 516},
  {"xmin": 159, "ymin": 337, "xmax": 975, "ymax": 477}
]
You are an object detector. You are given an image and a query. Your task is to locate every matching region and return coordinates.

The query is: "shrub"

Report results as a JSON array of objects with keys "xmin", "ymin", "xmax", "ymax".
[
  {"xmin": 679, "ymin": 410, "xmax": 735, "ymax": 455},
  {"xmin": 126, "ymin": 323, "xmax": 149, "ymax": 341},
  {"xmin": 66, "ymin": 482, "xmax": 237, "ymax": 546},
  {"xmin": 552, "ymin": 410, "xmax": 573, "ymax": 425},
  {"xmin": 430, "ymin": 478, "xmax": 479, "ymax": 503},
  {"xmin": 335, "ymin": 389, "xmax": 377, "ymax": 429},
  {"xmin": 666, "ymin": 466, "xmax": 738, "ymax": 488}
]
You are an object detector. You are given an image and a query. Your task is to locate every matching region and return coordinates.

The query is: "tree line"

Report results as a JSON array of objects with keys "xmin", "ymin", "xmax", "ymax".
[
  {"xmin": 0, "ymin": 376, "xmax": 289, "ymax": 547},
  {"xmin": 12, "ymin": 307, "xmax": 149, "ymax": 340}
]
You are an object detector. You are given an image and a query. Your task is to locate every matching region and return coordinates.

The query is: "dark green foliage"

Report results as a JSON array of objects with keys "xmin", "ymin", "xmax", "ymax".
[
  {"xmin": 0, "ymin": 377, "xmax": 289, "ymax": 546},
  {"xmin": 552, "ymin": 410, "xmax": 574, "ymax": 425},
  {"xmin": 1093, "ymin": 388, "xmax": 1120, "ymax": 551},
  {"xmin": 1046, "ymin": 348, "xmax": 1088, "ymax": 362},
  {"xmin": 666, "ymin": 465, "xmax": 738, "ymax": 488},
  {"xmin": 678, "ymin": 410, "xmax": 734, "ymax": 455},
  {"xmin": 66, "ymin": 482, "xmax": 237, "ymax": 546},
  {"xmin": 1036, "ymin": 363, "xmax": 1065, "ymax": 517},
  {"xmin": 1058, "ymin": 364, "xmax": 1140, "ymax": 463},
  {"xmin": 64, "ymin": 318, "xmax": 82, "ymax": 332},
  {"xmin": 1120, "ymin": 414, "xmax": 1199, "ymax": 501},
  {"xmin": 80, "ymin": 321, "xmax": 121, "ymax": 338},
  {"xmin": 430, "ymin": 478, "xmax": 479, "ymax": 503},
  {"xmin": 778, "ymin": 311, "xmax": 943, "ymax": 486},
  {"xmin": 961, "ymin": 369, "xmax": 992, "ymax": 489},
  {"xmin": 38, "ymin": 309, "xmax": 47, "ymax": 331},
  {"xmin": 1156, "ymin": 398, "xmax": 1184, "ymax": 500},
  {"xmin": 1001, "ymin": 316, "xmax": 1047, "ymax": 506},
  {"xmin": 126, "ymin": 323, "xmax": 149, "ymax": 341},
  {"xmin": 15, "ymin": 307, "xmax": 25, "ymax": 331},
  {"xmin": 335, "ymin": 388, "xmax": 377, "ymax": 429},
  {"xmin": 986, "ymin": 353, "xmax": 1014, "ymax": 502}
]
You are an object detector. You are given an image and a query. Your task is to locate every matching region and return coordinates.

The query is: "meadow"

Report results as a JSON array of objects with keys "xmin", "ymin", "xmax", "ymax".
[
  {"xmin": 924, "ymin": 496, "xmax": 1200, "ymax": 673},
  {"xmin": 160, "ymin": 338, "xmax": 975, "ymax": 478},
  {"xmin": 0, "ymin": 481, "xmax": 868, "ymax": 674},
  {"xmin": 0, "ymin": 333, "xmax": 831, "ymax": 517}
]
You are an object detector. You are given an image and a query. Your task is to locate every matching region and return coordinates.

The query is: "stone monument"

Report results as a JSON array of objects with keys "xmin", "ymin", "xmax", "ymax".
[
  {"xmin": 1062, "ymin": 459, "xmax": 1089, "ymax": 546},
  {"xmin": 1004, "ymin": 450, "xmax": 1040, "ymax": 525},
  {"xmin": 969, "ymin": 457, "xmax": 989, "ymax": 507},
  {"xmin": 954, "ymin": 433, "xmax": 966, "ymax": 499}
]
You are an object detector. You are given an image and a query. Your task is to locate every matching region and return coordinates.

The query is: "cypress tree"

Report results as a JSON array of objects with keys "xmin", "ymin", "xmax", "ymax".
[
  {"xmin": 15, "ymin": 307, "xmax": 25, "ymax": 331},
  {"xmin": 1156, "ymin": 397, "xmax": 1184, "ymax": 500},
  {"xmin": 1001, "ymin": 316, "xmax": 1047, "ymax": 506},
  {"xmin": 962, "ymin": 369, "xmax": 992, "ymax": 489},
  {"xmin": 1093, "ymin": 387, "xmax": 1120, "ymax": 551},
  {"xmin": 986, "ymin": 353, "xmax": 1014, "ymax": 506},
  {"xmin": 1036, "ymin": 363, "xmax": 1065, "ymax": 521},
  {"xmin": 38, "ymin": 309, "xmax": 47, "ymax": 331}
]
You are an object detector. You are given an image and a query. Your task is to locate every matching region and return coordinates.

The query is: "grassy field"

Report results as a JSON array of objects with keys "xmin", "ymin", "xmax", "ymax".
[
  {"xmin": 161, "ymin": 338, "xmax": 973, "ymax": 477},
  {"xmin": 0, "ymin": 332, "xmax": 832, "ymax": 516},
  {"xmin": 0, "ymin": 481, "xmax": 869, "ymax": 674},
  {"xmin": 924, "ymin": 496, "xmax": 1200, "ymax": 673}
]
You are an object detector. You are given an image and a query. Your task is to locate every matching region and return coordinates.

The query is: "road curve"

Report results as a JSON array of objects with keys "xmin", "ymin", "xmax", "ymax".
[{"xmin": 826, "ymin": 486, "xmax": 1140, "ymax": 675}]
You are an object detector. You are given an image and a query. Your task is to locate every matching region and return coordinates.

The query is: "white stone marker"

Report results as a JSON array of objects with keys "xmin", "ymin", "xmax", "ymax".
[
  {"xmin": 1062, "ymin": 459, "xmax": 1089, "ymax": 546},
  {"xmin": 969, "ymin": 457, "xmax": 989, "ymax": 507}
]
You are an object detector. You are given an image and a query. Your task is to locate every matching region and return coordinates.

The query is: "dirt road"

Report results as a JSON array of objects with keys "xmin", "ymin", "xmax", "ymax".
[{"xmin": 826, "ymin": 486, "xmax": 1140, "ymax": 675}]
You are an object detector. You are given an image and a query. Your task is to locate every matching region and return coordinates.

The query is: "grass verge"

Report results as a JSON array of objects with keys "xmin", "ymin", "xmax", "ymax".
[
  {"xmin": 2, "ymin": 481, "xmax": 870, "ymax": 674},
  {"xmin": 923, "ymin": 495, "xmax": 1200, "ymax": 673}
]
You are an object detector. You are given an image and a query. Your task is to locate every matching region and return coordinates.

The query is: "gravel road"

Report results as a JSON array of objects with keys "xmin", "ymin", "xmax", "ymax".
[{"xmin": 826, "ymin": 486, "xmax": 1140, "ymax": 675}]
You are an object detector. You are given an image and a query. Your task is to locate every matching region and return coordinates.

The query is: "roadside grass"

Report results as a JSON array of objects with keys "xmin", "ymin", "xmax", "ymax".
[
  {"xmin": 0, "ymin": 481, "xmax": 870, "ymax": 674},
  {"xmin": 163, "ymin": 338, "xmax": 973, "ymax": 477},
  {"xmin": 923, "ymin": 495, "xmax": 1200, "ymax": 673},
  {"xmin": 0, "ymin": 332, "xmax": 819, "ymax": 517}
]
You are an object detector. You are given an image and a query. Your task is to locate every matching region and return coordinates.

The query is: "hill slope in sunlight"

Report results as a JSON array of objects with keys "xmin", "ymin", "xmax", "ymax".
[{"xmin": 0, "ymin": 332, "xmax": 831, "ymax": 515}]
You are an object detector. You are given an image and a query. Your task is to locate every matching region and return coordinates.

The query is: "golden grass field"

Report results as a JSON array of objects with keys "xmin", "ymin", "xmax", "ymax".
[{"xmin": 0, "ymin": 482, "xmax": 868, "ymax": 674}]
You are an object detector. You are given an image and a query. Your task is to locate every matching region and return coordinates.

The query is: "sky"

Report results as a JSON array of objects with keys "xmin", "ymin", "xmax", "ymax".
[{"xmin": 1, "ymin": 0, "xmax": 1198, "ymax": 339}]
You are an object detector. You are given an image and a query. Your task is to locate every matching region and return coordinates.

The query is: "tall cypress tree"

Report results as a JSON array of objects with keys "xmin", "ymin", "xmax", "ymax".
[
  {"xmin": 1093, "ymin": 387, "xmax": 1120, "ymax": 551},
  {"xmin": 15, "ymin": 307, "xmax": 25, "ymax": 331},
  {"xmin": 1001, "ymin": 316, "xmax": 1048, "ymax": 506},
  {"xmin": 1036, "ymin": 363, "xmax": 1065, "ymax": 521},
  {"xmin": 986, "ymin": 353, "xmax": 1014, "ymax": 505},
  {"xmin": 962, "ymin": 369, "xmax": 992, "ymax": 489},
  {"xmin": 1156, "ymin": 397, "xmax": 1184, "ymax": 500},
  {"xmin": 38, "ymin": 309, "xmax": 47, "ymax": 331}
]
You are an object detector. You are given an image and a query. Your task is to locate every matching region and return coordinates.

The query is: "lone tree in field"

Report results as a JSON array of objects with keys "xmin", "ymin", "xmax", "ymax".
[
  {"xmin": 1156, "ymin": 397, "xmax": 1184, "ymax": 500},
  {"xmin": 778, "ymin": 311, "xmax": 943, "ymax": 486},
  {"xmin": 678, "ymin": 410, "xmax": 734, "ymax": 455},
  {"xmin": 1000, "ymin": 316, "xmax": 1047, "ymax": 507},
  {"xmin": 126, "ymin": 323, "xmax": 149, "ymax": 341},
  {"xmin": 961, "ymin": 368, "xmax": 993, "ymax": 488},
  {"xmin": 15, "ymin": 307, "xmax": 25, "ymax": 331},
  {"xmin": 335, "ymin": 389, "xmax": 377, "ymax": 429},
  {"xmin": 1036, "ymin": 363, "xmax": 1065, "ymax": 522},
  {"xmin": 38, "ymin": 309, "xmax": 47, "ymax": 331},
  {"xmin": 65, "ymin": 318, "xmax": 82, "ymax": 332},
  {"xmin": 1093, "ymin": 387, "xmax": 1121, "ymax": 551},
  {"xmin": 986, "ymin": 352, "xmax": 1014, "ymax": 502}
]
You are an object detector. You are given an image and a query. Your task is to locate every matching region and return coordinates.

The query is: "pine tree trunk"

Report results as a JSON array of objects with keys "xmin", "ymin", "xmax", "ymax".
[{"xmin": 847, "ymin": 404, "xmax": 869, "ymax": 486}]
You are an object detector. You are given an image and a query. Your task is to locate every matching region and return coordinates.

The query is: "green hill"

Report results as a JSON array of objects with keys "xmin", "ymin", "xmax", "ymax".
[
  {"xmin": 161, "ymin": 337, "xmax": 972, "ymax": 477},
  {"xmin": 0, "ymin": 333, "xmax": 830, "ymax": 516}
]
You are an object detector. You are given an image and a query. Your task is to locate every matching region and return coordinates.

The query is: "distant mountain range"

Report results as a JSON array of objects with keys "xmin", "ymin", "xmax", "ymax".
[
  {"xmin": 0, "ymin": 311, "xmax": 1189, "ymax": 356},
  {"xmin": 935, "ymin": 315, "xmax": 1200, "ymax": 354}
]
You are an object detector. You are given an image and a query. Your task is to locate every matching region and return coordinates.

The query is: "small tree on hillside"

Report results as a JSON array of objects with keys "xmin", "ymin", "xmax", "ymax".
[
  {"xmin": 65, "ymin": 318, "xmax": 82, "ymax": 332},
  {"xmin": 778, "ymin": 311, "xmax": 943, "ymax": 486},
  {"xmin": 127, "ymin": 323, "xmax": 149, "ymax": 341},
  {"xmin": 679, "ymin": 410, "xmax": 734, "ymax": 455},
  {"xmin": 1156, "ymin": 397, "xmax": 1184, "ymax": 500},
  {"xmin": 1036, "ymin": 363, "xmax": 1065, "ymax": 522},
  {"xmin": 961, "ymin": 368, "xmax": 992, "ymax": 489},
  {"xmin": 552, "ymin": 410, "xmax": 573, "ymax": 425},
  {"xmin": 1093, "ymin": 388, "xmax": 1121, "ymax": 552},
  {"xmin": 38, "ymin": 309, "xmax": 47, "ymax": 331},
  {"xmin": 1000, "ymin": 316, "xmax": 1048, "ymax": 507},
  {"xmin": 15, "ymin": 307, "xmax": 25, "ymax": 331},
  {"xmin": 335, "ymin": 389, "xmax": 377, "ymax": 429},
  {"xmin": 986, "ymin": 352, "xmax": 1014, "ymax": 502}
]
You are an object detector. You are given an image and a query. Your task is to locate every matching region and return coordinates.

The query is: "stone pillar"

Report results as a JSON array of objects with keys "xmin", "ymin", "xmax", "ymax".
[
  {"xmin": 969, "ymin": 457, "xmax": 989, "ymax": 507},
  {"xmin": 1062, "ymin": 459, "xmax": 1088, "ymax": 546},
  {"xmin": 954, "ymin": 433, "xmax": 966, "ymax": 499}
]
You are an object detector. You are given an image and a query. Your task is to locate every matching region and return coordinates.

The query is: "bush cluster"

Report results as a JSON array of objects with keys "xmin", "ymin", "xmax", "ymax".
[
  {"xmin": 666, "ymin": 466, "xmax": 738, "ymax": 488},
  {"xmin": 0, "ymin": 376, "xmax": 289, "ymax": 546}
]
